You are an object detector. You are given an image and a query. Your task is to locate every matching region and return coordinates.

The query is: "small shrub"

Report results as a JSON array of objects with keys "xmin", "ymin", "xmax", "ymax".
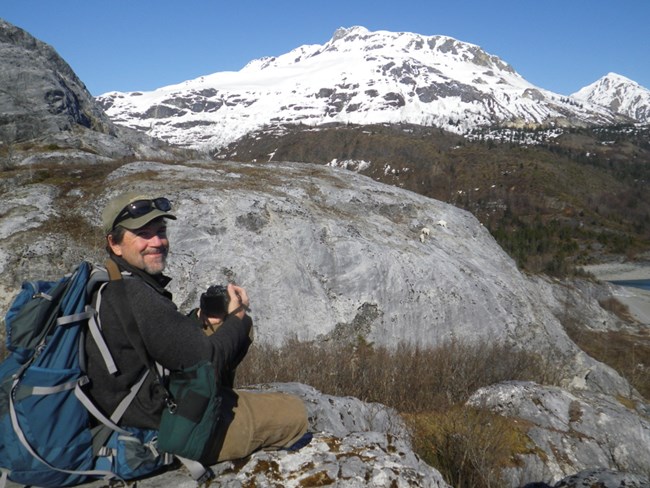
[{"xmin": 406, "ymin": 406, "xmax": 533, "ymax": 488}]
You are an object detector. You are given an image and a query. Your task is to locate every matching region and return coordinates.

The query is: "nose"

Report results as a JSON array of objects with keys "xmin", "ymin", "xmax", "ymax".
[{"xmin": 147, "ymin": 233, "xmax": 166, "ymax": 247}]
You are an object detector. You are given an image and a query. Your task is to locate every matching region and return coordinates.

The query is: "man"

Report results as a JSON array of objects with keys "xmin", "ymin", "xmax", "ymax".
[{"xmin": 85, "ymin": 192, "xmax": 309, "ymax": 464}]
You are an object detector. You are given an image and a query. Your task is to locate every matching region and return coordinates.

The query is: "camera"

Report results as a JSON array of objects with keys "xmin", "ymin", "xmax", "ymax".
[{"xmin": 200, "ymin": 285, "xmax": 230, "ymax": 318}]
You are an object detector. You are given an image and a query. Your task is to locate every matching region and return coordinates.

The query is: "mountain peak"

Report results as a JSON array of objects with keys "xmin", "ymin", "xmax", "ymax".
[
  {"xmin": 603, "ymin": 72, "xmax": 639, "ymax": 84},
  {"xmin": 0, "ymin": 19, "xmax": 111, "ymax": 141},
  {"xmin": 331, "ymin": 25, "xmax": 369, "ymax": 40},
  {"xmin": 589, "ymin": 72, "xmax": 643, "ymax": 91},
  {"xmin": 572, "ymin": 72, "xmax": 650, "ymax": 122}
]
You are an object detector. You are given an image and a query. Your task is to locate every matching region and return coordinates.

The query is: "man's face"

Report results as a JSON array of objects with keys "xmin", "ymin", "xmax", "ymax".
[{"xmin": 108, "ymin": 219, "xmax": 169, "ymax": 275}]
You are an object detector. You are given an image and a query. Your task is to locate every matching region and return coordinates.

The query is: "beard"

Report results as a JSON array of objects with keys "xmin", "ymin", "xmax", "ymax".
[{"xmin": 142, "ymin": 246, "xmax": 168, "ymax": 275}]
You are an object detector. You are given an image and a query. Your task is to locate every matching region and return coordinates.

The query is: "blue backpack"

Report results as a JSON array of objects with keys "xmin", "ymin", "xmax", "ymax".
[{"xmin": 0, "ymin": 261, "xmax": 173, "ymax": 487}]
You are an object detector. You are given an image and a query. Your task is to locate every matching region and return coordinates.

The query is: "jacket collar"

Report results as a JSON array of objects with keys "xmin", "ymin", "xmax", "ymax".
[{"xmin": 109, "ymin": 255, "xmax": 173, "ymax": 299}]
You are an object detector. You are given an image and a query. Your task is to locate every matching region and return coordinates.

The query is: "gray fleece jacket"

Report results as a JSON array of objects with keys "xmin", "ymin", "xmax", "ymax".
[{"xmin": 85, "ymin": 256, "xmax": 253, "ymax": 430}]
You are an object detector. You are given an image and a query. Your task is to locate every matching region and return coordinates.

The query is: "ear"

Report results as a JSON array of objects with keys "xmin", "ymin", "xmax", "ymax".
[{"xmin": 107, "ymin": 235, "xmax": 123, "ymax": 256}]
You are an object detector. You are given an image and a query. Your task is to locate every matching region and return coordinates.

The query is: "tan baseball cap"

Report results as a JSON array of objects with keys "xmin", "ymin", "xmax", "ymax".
[{"xmin": 102, "ymin": 192, "xmax": 176, "ymax": 235}]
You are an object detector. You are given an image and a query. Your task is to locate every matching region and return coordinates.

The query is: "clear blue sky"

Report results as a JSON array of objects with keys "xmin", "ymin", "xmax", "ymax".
[{"xmin": 2, "ymin": 0, "xmax": 649, "ymax": 97}]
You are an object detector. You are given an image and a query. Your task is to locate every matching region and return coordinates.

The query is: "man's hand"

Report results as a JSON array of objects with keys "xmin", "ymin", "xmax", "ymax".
[{"xmin": 227, "ymin": 284, "xmax": 250, "ymax": 319}]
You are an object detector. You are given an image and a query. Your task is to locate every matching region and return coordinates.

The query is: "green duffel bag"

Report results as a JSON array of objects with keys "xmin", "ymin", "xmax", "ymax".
[{"xmin": 157, "ymin": 360, "xmax": 221, "ymax": 463}]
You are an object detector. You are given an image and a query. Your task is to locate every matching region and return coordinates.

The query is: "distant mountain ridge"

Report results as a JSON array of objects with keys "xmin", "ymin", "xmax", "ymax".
[
  {"xmin": 96, "ymin": 26, "xmax": 640, "ymax": 150},
  {"xmin": 572, "ymin": 72, "xmax": 650, "ymax": 123}
]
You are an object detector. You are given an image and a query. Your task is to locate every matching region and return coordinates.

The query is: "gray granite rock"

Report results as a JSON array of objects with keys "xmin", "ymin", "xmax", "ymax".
[
  {"xmin": 0, "ymin": 19, "xmax": 182, "ymax": 166},
  {"xmin": 467, "ymin": 381, "xmax": 650, "ymax": 486},
  {"xmin": 553, "ymin": 468, "xmax": 650, "ymax": 488},
  {"xmin": 3, "ymin": 160, "xmax": 647, "ymax": 486}
]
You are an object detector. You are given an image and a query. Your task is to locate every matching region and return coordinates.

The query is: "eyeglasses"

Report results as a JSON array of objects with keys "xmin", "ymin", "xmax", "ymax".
[{"xmin": 113, "ymin": 197, "xmax": 172, "ymax": 229}]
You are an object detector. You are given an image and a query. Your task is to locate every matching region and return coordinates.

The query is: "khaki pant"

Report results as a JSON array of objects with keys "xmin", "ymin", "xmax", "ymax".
[{"xmin": 211, "ymin": 387, "xmax": 309, "ymax": 462}]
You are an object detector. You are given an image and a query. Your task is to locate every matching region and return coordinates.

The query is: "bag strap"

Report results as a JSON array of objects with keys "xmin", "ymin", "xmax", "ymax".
[
  {"xmin": 105, "ymin": 258, "xmax": 123, "ymax": 282},
  {"xmin": 8, "ymin": 376, "xmax": 123, "ymax": 485},
  {"xmin": 87, "ymin": 284, "xmax": 118, "ymax": 374},
  {"xmin": 79, "ymin": 263, "xmax": 154, "ymax": 452}
]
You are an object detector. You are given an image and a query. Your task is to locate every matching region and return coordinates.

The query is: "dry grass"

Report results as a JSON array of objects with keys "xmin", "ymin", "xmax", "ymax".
[
  {"xmin": 598, "ymin": 297, "xmax": 637, "ymax": 323},
  {"xmin": 236, "ymin": 337, "xmax": 561, "ymax": 488},
  {"xmin": 236, "ymin": 337, "xmax": 556, "ymax": 413},
  {"xmin": 236, "ymin": 332, "xmax": 649, "ymax": 487}
]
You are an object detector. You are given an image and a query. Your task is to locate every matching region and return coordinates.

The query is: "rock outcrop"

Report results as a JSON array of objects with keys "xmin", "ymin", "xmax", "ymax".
[
  {"xmin": 0, "ymin": 19, "xmax": 110, "ymax": 141},
  {"xmin": 0, "ymin": 19, "xmax": 181, "ymax": 165},
  {"xmin": 0, "ymin": 159, "xmax": 635, "ymax": 396},
  {"xmin": 468, "ymin": 381, "xmax": 650, "ymax": 485}
]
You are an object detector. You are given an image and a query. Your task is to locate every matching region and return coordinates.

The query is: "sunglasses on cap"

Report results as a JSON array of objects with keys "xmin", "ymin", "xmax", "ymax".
[{"xmin": 113, "ymin": 197, "xmax": 172, "ymax": 228}]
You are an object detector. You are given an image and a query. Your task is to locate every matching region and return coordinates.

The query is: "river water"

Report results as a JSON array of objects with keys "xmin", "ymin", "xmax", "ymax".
[{"xmin": 608, "ymin": 279, "xmax": 650, "ymax": 291}]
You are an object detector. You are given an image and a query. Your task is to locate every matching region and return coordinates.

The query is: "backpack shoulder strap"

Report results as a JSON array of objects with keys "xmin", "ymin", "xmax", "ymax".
[
  {"xmin": 85, "ymin": 259, "xmax": 136, "ymax": 375},
  {"xmin": 105, "ymin": 259, "xmax": 123, "ymax": 282}
]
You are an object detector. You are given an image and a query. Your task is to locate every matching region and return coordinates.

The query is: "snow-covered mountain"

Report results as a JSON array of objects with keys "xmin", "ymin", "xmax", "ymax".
[
  {"xmin": 97, "ymin": 26, "xmax": 631, "ymax": 150},
  {"xmin": 572, "ymin": 72, "xmax": 650, "ymax": 123}
]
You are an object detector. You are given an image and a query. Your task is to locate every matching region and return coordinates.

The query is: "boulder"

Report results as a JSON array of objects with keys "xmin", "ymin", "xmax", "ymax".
[{"xmin": 467, "ymin": 381, "xmax": 650, "ymax": 486}]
